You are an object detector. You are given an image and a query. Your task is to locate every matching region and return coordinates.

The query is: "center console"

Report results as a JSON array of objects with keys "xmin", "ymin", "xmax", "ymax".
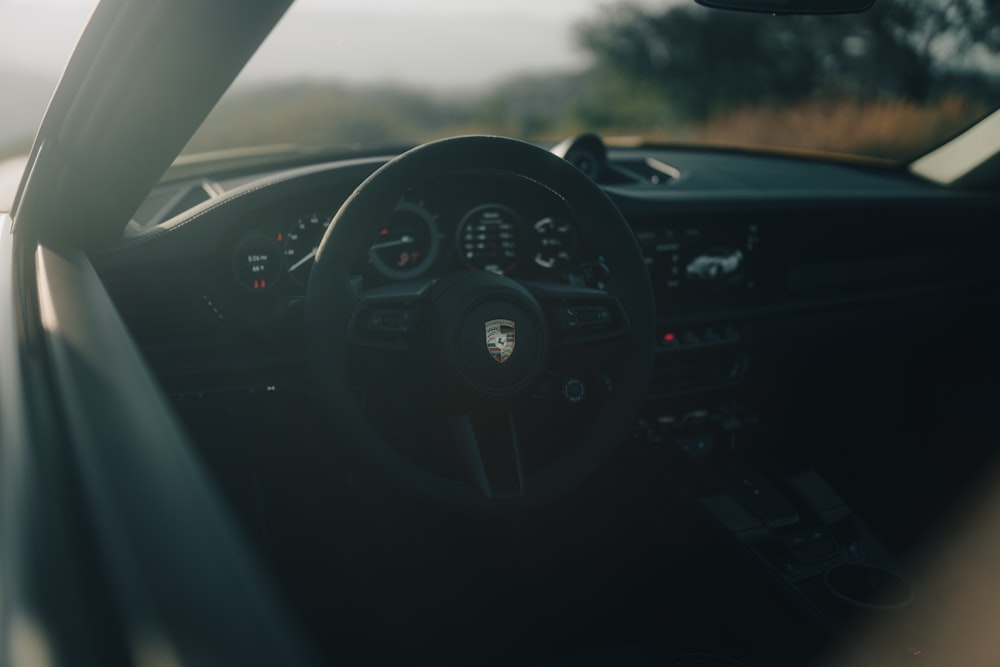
[{"xmin": 625, "ymin": 211, "xmax": 955, "ymax": 664}]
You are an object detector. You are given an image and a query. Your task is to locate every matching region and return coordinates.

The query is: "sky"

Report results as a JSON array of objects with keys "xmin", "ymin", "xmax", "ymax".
[
  {"xmin": 0, "ymin": 0, "xmax": 644, "ymax": 152},
  {"xmin": 0, "ymin": 0, "xmax": 627, "ymax": 90},
  {"xmin": 0, "ymin": 0, "xmax": 95, "ymax": 76}
]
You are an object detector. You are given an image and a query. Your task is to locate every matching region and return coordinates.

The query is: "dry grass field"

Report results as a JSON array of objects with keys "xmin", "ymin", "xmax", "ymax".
[
  {"xmin": 679, "ymin": 95, "xmax": 988, "ymax": 161},
  {"xmin": 183, "ymin": 81, "xmax": 989, "ymax": 164}
]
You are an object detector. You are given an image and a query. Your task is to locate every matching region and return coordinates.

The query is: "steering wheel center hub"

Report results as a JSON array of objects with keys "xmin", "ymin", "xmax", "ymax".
[{"xmin": 423, "ymin": 271, "xmax": 549, "ymax": 400}]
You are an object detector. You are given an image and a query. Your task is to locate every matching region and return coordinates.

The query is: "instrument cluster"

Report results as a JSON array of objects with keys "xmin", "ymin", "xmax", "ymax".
[{"xmin": 229, "ymin": 171, "xmax": 581, "ymax": 294}]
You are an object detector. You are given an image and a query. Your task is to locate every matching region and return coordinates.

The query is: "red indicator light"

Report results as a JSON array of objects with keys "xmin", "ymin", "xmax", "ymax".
[
  {"xmin": 663, "ymin": 332, "xmax": 675, "ymax": 342},
  {"xmin": 379, "ymin": 228, "xmax": 389, "ymax": 237},
  {"xmin": 277, "ymin": 233, "xmax": 283, "ymax": 242},
  {"xmin": 253, "ymin": 280, "xmax": 260, "ymax": 289},
  {"xmin": 260, "ymin": 279, "xmax": 266, "ymax": 289}
]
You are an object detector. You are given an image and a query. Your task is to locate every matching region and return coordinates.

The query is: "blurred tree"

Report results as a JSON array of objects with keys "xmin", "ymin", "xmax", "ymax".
[
  {"xmin": 577, "ymin": 0, "xmax": 1000, "ymax": 121},
  {"xmin": 578, "ymin": 5, "xmax": 820, "ymax": 119},
  {"xmin": 470, "ymin": 73, "xmax": 586, "ymax": 138}
]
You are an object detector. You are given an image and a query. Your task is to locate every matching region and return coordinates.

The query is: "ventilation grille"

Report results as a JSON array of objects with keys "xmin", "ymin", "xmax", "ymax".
[
  {"xmin": 132, "ymin": 180, "xmax": 221, "ymax": 227},
  {"xmin": 160, "ymin": 185, "xmax": 214, "ymax": 220},
  {"xmin": 607, "ymin": 157, "xmax": 681, "ymax": 186}
]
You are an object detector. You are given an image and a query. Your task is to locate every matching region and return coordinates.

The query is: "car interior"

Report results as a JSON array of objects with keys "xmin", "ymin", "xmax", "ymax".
[
  {"xmin": 3, "ymin": 0, "xmax": 1000, "ymax": 666},
  {"xmin": 86, "ymin": 128, "xmax": 1000, "ymax": 667}
]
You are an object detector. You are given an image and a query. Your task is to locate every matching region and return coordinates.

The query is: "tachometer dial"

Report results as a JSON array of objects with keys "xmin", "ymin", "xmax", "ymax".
[
  {"xmin": 233, "ymin": 235, "xmax": 281, "ymax": 292},
  {"xmin": 284, "ymin": 212, "xmax": 333, "ymax": 287},
  {"xmin": 368, "ymin": 199, "xmax": 440, "ymax": 280},
  {"xmin": 456, "ymin": 204, "xmax": 521, "ymax": 275},
  {"xmin": 532, "ymin": 216, "xmax": 575, "ymax": 270}
]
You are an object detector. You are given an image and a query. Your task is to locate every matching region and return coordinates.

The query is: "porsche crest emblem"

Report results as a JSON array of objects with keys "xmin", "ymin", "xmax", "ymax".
[{"xmin": 485, "ymin": 318, "xmax": 516, "ymax": 364}]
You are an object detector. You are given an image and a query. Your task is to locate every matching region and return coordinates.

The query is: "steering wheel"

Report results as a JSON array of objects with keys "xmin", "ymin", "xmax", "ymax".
[{"xmin": 306, "ymin": 136, "xmax": 654, "ymax": 510}]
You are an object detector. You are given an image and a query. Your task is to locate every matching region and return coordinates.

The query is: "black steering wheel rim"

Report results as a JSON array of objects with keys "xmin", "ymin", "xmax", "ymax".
[{"xmin": 306, "ymin": 136, "xmax": 654, "ymax": 511}]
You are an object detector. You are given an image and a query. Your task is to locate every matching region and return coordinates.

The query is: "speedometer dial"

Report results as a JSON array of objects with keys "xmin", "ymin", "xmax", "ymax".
[
  {"xmin": 456, "ymin": 204, "xmax": 521, "ymax": 275},
  {"xmin": 367, "ymin": 199, "xmax": 440, "ymax": 280},
  {"xmin": 284, "ymin": 212, "xmax": 333, "ymax": 287}
]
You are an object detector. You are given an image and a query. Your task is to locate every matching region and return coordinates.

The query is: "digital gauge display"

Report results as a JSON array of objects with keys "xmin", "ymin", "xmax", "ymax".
[
  {"xmin": 456, "ymin": 204, "xmax": 521, "ymax": 275},
  {"xmin": 233, "ymin": 235, "xmax": 281, "ymax": 292}
]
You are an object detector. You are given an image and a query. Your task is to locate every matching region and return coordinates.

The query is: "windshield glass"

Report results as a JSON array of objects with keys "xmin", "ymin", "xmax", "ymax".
[
  {"xmin": 182, "ymin": 0, "xmax": 999, "ymax": 162},
  {"xmin": 1, "ymin": 0, "xmax": 997, "ymax": 165},
  {"xmin": 0, "ymin": 0, "xmax": 93, "ymax": 160}
]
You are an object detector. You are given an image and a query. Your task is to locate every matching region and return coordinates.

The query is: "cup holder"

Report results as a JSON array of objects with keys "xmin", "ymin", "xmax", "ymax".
[{"xmin": 823, "ymin": 563, "xmax": 913, "ymax": 610}]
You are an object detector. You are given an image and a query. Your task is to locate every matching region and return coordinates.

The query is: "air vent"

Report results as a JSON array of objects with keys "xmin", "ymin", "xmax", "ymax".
[
  {"xmin": 611, "ymin": 157, "xmax": 681, "ymax": 186},
  {"xmin": 552, "ymin": 134, "xmax": 681, "ymax": 187},
  {"xmin": 132, "ymin": 180, "xmax": 222, "ymax": 227},
  {"xmin": 160, "ymin": 185, "xmax": 213, "ymax": 220}
]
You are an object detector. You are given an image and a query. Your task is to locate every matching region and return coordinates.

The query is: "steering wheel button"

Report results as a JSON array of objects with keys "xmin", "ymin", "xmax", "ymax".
[
  {"xmin": 563, "ymin": 378, "xmax": 586, "ymax": 403},
  {"xmin": 681, "ymin": 331, "xmax": 700, "ymax": 345},
  {"xmin": 561, "ymin": 305, "xmax": 613, "ymax": 330},
  {"xmin": 364, "ymin": 308, "xmax": 418, "ymax": 333}
]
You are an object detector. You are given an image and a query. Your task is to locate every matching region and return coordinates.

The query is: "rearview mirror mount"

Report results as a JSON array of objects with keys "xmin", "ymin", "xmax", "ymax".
[{"xmin": 695, "ymin": 0, "xmax": 874, "ymax": 14}]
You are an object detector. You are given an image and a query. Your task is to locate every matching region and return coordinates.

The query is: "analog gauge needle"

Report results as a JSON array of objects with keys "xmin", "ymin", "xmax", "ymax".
[
  {"xmin": 369, "ymin": 235, "xmax": 415, "ymax": 252},
  {"xmin": 288, "ymin": 246, "xmax": 318, "ymax": 273}
]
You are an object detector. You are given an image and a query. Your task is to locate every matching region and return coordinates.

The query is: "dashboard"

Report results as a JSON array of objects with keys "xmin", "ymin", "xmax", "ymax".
[{"xmin": 95, "ymin": 144, "xmax": 1000, "ymax": 404}]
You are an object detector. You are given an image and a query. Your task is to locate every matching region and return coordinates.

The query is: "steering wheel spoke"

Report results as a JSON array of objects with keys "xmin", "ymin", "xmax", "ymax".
[
  {"xmin": 522, "ymin": 281, "xmax": 630, "ymax": 347},
  {"xmin": 346, "ymin": 278, "xmax": 435, "ymax": 350},
  {"xmin": 447, "ymin": 413, "xmax": 525, "ymax": 500}
]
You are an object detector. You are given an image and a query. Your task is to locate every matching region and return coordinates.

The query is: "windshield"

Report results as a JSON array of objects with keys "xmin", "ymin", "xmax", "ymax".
[
  {"xmin": 2, "ymin": 0, "xmax": 998, "ymax": 165},
  {"xmin": 0, "ymin": 0, "xmax": 93, "ymax": 160},
  {"xmin": 181, "ymin": 0, "xmax": 999, "ymax": 162}
]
